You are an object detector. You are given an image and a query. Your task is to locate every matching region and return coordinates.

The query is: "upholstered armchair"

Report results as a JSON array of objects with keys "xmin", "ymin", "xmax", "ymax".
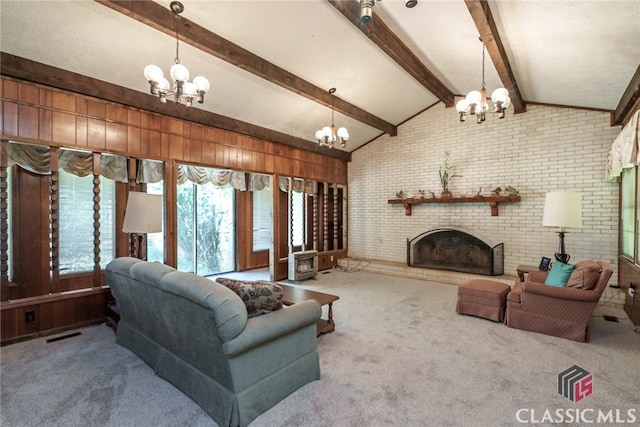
[{"xmin": 506, "ymin": 260, "xmax": 613, "ymax": 342}]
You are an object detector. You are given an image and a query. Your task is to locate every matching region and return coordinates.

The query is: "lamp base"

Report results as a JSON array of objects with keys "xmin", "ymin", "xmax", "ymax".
[
  {"xmin": 554, "ymin": 231, "xmax": 570, "ymax": 264},
  {"xmin": 130, "ymin": 233, "xmax": 146, "ymax": 260},
  {"xmin": 554, "ymin": 252, "xmax": 570, "ymax": 264}
]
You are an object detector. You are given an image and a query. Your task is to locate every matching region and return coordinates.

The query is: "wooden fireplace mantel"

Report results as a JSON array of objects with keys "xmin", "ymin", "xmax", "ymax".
[{"xmin": 387, "ymin": 195, "xmax": 521, "ymax": 216}]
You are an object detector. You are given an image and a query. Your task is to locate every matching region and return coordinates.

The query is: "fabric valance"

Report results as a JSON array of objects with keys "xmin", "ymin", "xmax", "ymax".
[
  {"xmin": 6, "ymin": 142, "xmax": 128, "ymax": 182},
  {"xmin": 278, "ymin": 177, "xmax": 317, "ymax": 194},
  {"xmin": 606, "ymin": 110, "xmax": 640, "ymax": 181},
  {"xmin": 137, "ymin": 160, "xmax": 164, "ymax": 184},
  {"xmin": 176, "ymin": 164, "xmax": 270, "ymax": 191}
]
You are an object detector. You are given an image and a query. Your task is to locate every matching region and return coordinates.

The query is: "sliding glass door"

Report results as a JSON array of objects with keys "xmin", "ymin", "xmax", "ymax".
[{"xmin": 177, "ymin": 181, "xmax": 235, "ymax": 275}]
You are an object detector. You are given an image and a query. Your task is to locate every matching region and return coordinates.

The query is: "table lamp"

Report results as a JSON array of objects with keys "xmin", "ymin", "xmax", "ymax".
[
  {"xmin": 122, "ymin": 192, "xmax": 163, "ymax": 260},
  {"xmin": 542, "ymin": 191, "xmax": 582, "ymax": 263}
]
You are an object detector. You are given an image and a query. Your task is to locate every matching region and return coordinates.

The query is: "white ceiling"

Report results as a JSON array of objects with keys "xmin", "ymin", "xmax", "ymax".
[{"xmin": 1, "ymin": 0, "xmax": 638, "ymax": 154}]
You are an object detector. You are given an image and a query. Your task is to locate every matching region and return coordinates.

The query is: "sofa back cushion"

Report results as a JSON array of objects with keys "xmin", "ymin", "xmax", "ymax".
[
  {"xmin": 566, "ymin": 260, "xmax": 602, "ymax": 290},
  {"xmin": 159, "ymin": 271, "xmax": 248, "ymax": 341},
  {"xmin": 216, "ymin": 278, "xmax": 284, "ymax": 318}
]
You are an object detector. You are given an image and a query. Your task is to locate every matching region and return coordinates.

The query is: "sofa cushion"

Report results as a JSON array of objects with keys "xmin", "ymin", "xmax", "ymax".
[
  {"xmin": 566, "ymin": 261, "xmax": 602, "ymax": 290},
  {"xmin": 216, "ymin": 278, "xmax": 284, "ymax": 318},
  {"xmin": 544, "ymin": 262, "xmax": 576, "ymax": 287}
]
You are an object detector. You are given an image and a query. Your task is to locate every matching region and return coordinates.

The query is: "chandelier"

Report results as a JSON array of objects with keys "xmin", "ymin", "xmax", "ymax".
[
  {"xmin": 143, "ymin": 1, "xmax": 210, "ymax": 108},
  {"xmin": 315, "ymin": 88, "xmax": 349, "ymax": 148},
  {"xmin": 456, "ymin": 39, "xmax": 510, "ymax": 123}
]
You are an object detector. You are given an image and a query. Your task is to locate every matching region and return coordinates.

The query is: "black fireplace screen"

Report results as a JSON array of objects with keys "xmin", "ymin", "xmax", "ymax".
[{"xmin": 407, "ymin": 229, "xmax": 504, "ymax": 276}]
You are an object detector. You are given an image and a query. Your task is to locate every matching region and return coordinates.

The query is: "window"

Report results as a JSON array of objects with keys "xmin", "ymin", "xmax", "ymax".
[
  {"xmin": 177, "ymin": 181, "xmax": 235, "ymax": 275},
  {"xmin": 58, "ymin": 170, "xmax": 115, "ymax": 273},
  {"xmin": 146, "ymin": 181, "xmax": 165, "ymax": 263},
  {"xmin": 252, "ymin": 188, "xmax": 271, "ymax": 252},
  {"xmin": 621, "ymin": 167, "xmax": 636, "ymax": 260},
  {"xmin": 291, "ymin": 190, "xmax": 304, "ymax": 247},
  {"xmin": 6, "ymin": 166, "xmax": 13, "ymax": 282}
]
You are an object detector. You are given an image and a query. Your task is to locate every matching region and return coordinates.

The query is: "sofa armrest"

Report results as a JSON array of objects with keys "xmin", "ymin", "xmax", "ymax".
[
  {"xmin": 222, "ymin": 299, "xmax": 321, "ymax": 357},
  {"xmin": 523, "ymin": 281, "xmax": 600, "ymax": 302},
  {"xmin": 527, "ymin": 271, "xmax": 549, "ymax": 283}
]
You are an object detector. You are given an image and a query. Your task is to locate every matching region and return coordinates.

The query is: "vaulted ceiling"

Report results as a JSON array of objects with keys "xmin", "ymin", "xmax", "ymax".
[{"xmin": 1, "ymin": 0, "xmax": 639, "ymax": 160}]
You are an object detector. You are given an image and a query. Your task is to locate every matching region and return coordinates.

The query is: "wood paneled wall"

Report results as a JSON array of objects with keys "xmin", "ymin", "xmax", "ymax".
[
  {"xmin": 0, "ymin": 78, "xmax": 348, "ymax": 181},
  {"xmin": 0, "ymin": 76, "xmax": 348, "ymax": 344},
  {"xmin": 619, "ymin": 257, "xmax": 640, "ymax": 328}
]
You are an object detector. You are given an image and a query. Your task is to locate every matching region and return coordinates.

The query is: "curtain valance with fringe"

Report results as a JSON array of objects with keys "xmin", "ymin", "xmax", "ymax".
[
  {"xmin": 137, "ymin": 160, "xmax": 164, "ymax": 184},
  {"xmin": 176, "ymin": 164, "xmax": 270, "ymax": 191},
  {"xmin": 606, "ymin": 110, "xmax": 640, "ymax": 182},
  {"xmin": 278, "ymin": 177, "xmax": 317, "ymax": 194},
  {"xmin": 6, "ymin": 142, "xmax": 128, "ymax": 182},
  {"xmin": 6, "ymin": 142, "xmax": 271, "ymax": 190}
]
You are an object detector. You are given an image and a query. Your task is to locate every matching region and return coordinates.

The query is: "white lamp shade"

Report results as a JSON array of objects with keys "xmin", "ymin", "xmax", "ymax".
[
  {"xmin": 183, "ymin": 82, "xmax": 197, "ymax": 96},
  {"xmin": 158, "ymin": 77, "xmax": 171, "ymax": 91},
  {"xmin": 193, "ymin": 76, "xmax": 210, "ymax": 92},
  {"xmin": 170, "ymin": 63, "xmax": 190, "ymax": 82},
  {"xmin": 456, "ymin": 99, "xmax": 469, "ymax": 113},
  {"xmin": 542, "ymin": 192, "xmax": 583, "ymax": 230},
  {"xmin": 123, "ymin": 192, "xmax": 163, "ymax": 233},
  {"xmin": 144, "ymin": 64, "xmax": 164, "ymax": 82},
  {"xmin": 337, "ymin": 127, "xmax": 349, "ymax": 139},
  {"xmin": 466, "ymin": 90, "xmax": 482, "ymax": 106},
  {"xmin": 491, "ymin": 87, "xmax": 509, "ymax": 103}
]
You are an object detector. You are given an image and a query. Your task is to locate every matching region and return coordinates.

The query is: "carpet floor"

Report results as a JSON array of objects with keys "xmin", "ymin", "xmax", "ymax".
[{"xmin": 1, "ymin": 269, "xmax": 639, "ymax": 427}]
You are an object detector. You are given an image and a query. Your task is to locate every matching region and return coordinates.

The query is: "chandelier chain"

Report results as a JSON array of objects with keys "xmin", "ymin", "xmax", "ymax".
[
  {"xmin": 331, "ymin": 93, "xmax": 335, "ymax": 125},
  {"xmin": 481, "ymin": 43, "xmax": 486, "ymax": 89},
  {"xmin": 174, "ymin": 14, "xmax": 181, "ymax": 65}
]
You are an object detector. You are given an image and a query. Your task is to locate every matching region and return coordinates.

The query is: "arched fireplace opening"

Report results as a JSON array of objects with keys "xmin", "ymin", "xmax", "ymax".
[{"xmin": 407, "ymin": 228, "xmax": 504, "ymax": 276}]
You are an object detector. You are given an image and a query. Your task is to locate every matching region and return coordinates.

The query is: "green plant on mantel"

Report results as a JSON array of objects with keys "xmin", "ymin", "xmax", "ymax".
[{"xmin": 439, "ymin": 150, "xmax": 461, "ymax": 194}]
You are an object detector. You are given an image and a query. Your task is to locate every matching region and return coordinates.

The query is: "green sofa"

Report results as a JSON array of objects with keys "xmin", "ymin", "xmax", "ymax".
[{"xmin": 106, "ymin": 257, "xmax": 322, "ymax": 427}]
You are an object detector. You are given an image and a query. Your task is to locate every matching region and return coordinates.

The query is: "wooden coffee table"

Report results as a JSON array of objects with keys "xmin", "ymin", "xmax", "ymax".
[{"xmin": 279, "ymin": 283, "xmax": 339, "ymax": 336}]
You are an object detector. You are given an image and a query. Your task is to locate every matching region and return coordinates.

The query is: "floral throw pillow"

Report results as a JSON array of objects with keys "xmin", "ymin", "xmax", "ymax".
[{"xmin": 216, "ymin": 278, "xmax": 284, "ymax": 318}]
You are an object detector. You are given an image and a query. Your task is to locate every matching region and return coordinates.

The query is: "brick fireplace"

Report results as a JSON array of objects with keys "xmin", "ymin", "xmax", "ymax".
[{"xmin": 407, "ymin": 228, "xmax": 504, "ymax": 276}]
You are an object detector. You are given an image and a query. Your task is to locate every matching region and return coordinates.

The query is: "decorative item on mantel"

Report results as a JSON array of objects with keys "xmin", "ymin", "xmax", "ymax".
[
  {"xmin": 505, "ymin": 185, "xmax": 519, "ymax": 196},
  {"xmin": 491, "ymin": 187, "xmax": 502, "ymax": 196},
  {"xmin": 439, "ymin": 151, "xmax": 461, "ymax": 198},
  {"xmin": 396, "ymin": 190, "xmax": 406, "ymax": 199},
  {"xmin": 418, "ymin": 189, "xmax": 427, "ymax": 198}
]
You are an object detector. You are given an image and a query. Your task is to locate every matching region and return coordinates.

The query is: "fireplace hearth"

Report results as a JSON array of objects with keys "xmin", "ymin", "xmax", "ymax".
[{"xmin": 407, "ymin": 229, "xmax": 504, "ymax": 276}]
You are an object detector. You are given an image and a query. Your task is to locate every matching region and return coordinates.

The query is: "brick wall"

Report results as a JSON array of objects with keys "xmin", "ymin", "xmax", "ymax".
[{"xmin": 348, "ymin": 103, "xmax": 621, "ymax": 291}]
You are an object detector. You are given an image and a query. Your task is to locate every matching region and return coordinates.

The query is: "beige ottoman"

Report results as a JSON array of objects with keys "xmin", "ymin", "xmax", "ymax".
[{"xmin": 456, "ymin": 279, "xmax": 511, "ymax": 322}]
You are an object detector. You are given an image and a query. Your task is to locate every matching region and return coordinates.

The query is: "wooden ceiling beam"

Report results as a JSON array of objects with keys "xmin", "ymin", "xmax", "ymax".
[
  {"xmin": 95, "ymin": 0, "xmax": 397, "ymax": 137},
  {"xmin": 614, "ymin": 64, "xmax": 640, "ymax": 125},
  {"xmin": 0, "ymin": 53, "xmax": 350, "ymax": 161},
  {"xmin": 464, "ymin": 0, "xmax": 526, "ymax": 114},
  {"xmin": 328, "ymin": 0, "xmax": 456, "ymax": 108}
]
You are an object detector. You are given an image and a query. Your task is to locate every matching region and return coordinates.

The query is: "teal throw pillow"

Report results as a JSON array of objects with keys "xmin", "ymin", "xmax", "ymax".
[{"xmin": 544, "ymin": 262, "xmax": 576, "ymax": 287}]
